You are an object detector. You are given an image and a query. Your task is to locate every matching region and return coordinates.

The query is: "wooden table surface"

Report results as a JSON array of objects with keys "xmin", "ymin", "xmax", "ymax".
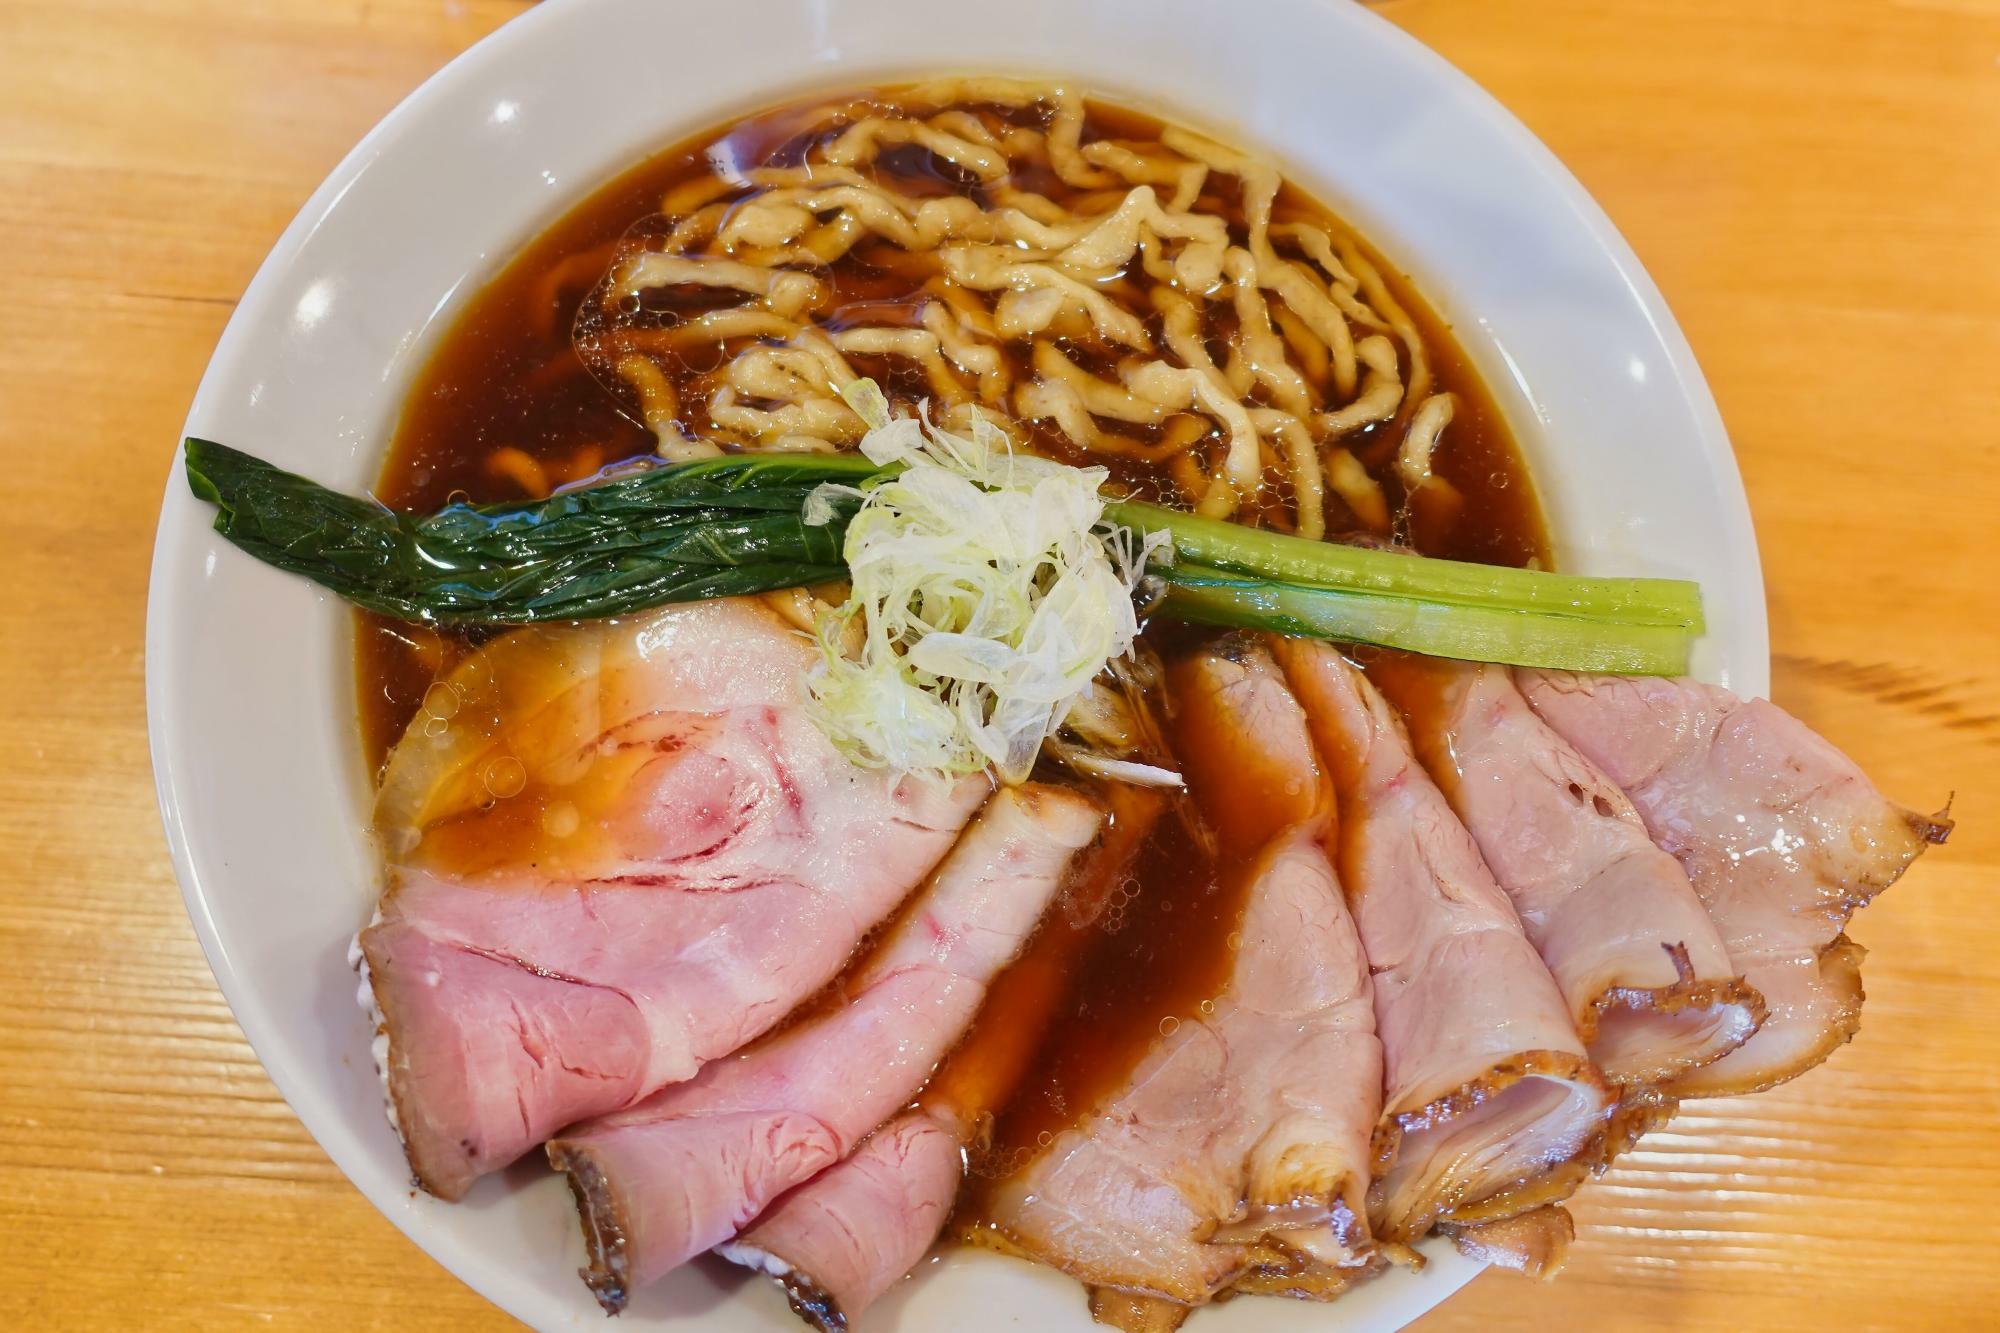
[{"xmin": 4, "ymin": 0, "xmax": 1996, "ymax": 1327}]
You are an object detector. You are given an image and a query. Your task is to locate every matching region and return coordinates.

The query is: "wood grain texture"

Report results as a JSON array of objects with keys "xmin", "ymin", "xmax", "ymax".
[{"xmin": 1, "ymin": 0, "xmax": 1992, "ymax": 1328}]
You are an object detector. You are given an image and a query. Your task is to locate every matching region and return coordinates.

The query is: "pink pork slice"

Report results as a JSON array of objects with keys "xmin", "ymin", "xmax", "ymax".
[
  {"xmin": 984, "ymin": 641, "xmax": 1382, "ymax": 1309},
  {"xmin": 545, "ymin": 782, "xmax": 1104, "ymax": 1312},
  {"xmin": 716, "ymin": 1105, "xmax": 969, "ymax": 1331},
  {"xmin": 1517, "ymin": 670, "xmax": 1950, "ymax": 1097},
  {"xmin": 354, "ymin": 598, "xmax": 990, "ymax": 1200},
  {"xmin": 1369, "ymin": 656, "xmax": 1764, "ymax": 1087},
  {"xmin": 718, "ymin": 783, "xmax": 1175, "ymax": 1332},
  {"xmin": 986, "ymin": 832, "xmax": 1380, "ymax": 1308},
  {"xmin": 1272, "ymin": 641, "xmax": 1614, "ymax": 1246}
]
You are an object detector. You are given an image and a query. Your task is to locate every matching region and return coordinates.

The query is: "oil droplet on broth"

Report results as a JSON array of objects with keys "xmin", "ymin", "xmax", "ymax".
[
  {"xmin": 420, "ymin": 681, "xmax": 461, "ymax": 720},
  {"xmin": 1158, "ymin": 1016, "xmax": 1181, "ymax": 1037},
  {"xmin": 484, "ymin": 755, "xmax": 528, "ymax": 799},
  {"xmin": 1198, "ymin": 999, "xmax": 1216, "ymax": 1016}
]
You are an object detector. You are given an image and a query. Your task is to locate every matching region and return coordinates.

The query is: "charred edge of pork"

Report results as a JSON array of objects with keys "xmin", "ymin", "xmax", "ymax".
[
  {"xmin": 1580, "ymin": 940, "xmax": 1770, "ymax": 1077},
  {"xmin": 1595, "ymin": 1087, "xmax": 1679, "ymax": 1172},
  {"xmin": 1663, "ymin": 933, "xmax": 1870, "ymax": 1099},
  {"xmin": 547, "ymin": 1140, "xmax": 631, "ymax": 1314},
  {"xmin": 1086, "ymin": 1287, "xmax": 1192, "ymax": 1333},
  {"xmin": 1439, "ymin": 1204, "xmax": 1576, "ymax": 1280},
  {"xmin": 771, "ymin": 1267, "xmax": 848, "ymax": 1333},
  {"xmin": 1911, "ymin": 801, "xmax": 1955, "ymax": 845},
  {"xmin": 1369, "ymin": 1047, "xmax": 1613, "ymax": 1243}
]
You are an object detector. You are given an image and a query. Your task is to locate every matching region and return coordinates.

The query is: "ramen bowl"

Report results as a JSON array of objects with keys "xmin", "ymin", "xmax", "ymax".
[{"xmin": 146, "ymin": 1, "xmax": 1765, "ymax": 1329}]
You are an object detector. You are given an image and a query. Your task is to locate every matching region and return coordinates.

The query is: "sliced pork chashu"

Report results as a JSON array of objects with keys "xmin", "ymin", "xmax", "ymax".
[
  {"xmin": 1272, "ymin": 641, "xmax": 1614, "ymax": 1247},
  {"xmin": 986, "ymin": 833, "xmax": 1377, "ymax": 1312},
  {"xmin": 719, "ymin": 782, "xmax": 1172, "ymax": 1331},
  {"xmin": 718, "ymin": 1105, "xmax": 968, "ymax": 1330},
  {"xmin": 1446, "ymin": 1204, "xmax": 1576, "ymax": 1279},
  {"xmin": 355, "ymin": 598, "xmax": 989, "ymax": 1199},
  {"xmin": 547, "ymin": 783, "xmax": 1102, "ymax": 1310},
  {"xmin": 1369, "ymin": 656, "xmax": 1763, "ymax": 1087},
  {"xmin": 982, "ymin": 641, "xmax": 1382, "ymax": 1313},
  {"xmin": 1517, "ymin": 670, "xmax": 1950, "ymax": 1097}
]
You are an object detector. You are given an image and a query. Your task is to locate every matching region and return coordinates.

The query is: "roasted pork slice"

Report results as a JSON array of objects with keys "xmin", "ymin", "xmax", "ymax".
[
  {"xmin": 546, "ymin": 783, "xmax": 1103, "ymax": 1312},
  {"xmin": 986, "ymin": 641, "xmax": 1381, "ymax": 1307},
  {"xmin": 1164, "ymin": 637, "xmax": 1331, "ymax": 859},
  {"xmin": 984, "ymin": 832, "xmax": 1380, "ymax": 1303},
  {"xmin": 1087, "ymin": 1291, "xmax": 1197, "ymax": 1333},
  {"xmin": 1517, "ymin": 670, "xmax": 1950, "ymax": 1097},
  {"xmin": 719, "ymin": 782, "xmax": 1172, "ymax": 1332},
  {"xmin": 355, "ymin": 598, "xmax": 990, "ymax": 1200},
  {"xmin": 1444, "ymin": 1205, "xmax": 1575, "ymax": 1280},
  {"xmin": 1272, "ymin": 640, "xmax": 1614, "ymax": 1246},
  {"xmin": 717, "ymin": 1106, "xmax": 968, "ymax": 1331},
  {"xmin": 1168, "ymin": 644, "xmax": 1384, "ymax": 1280},
  {"xmin": 1369, "ymin": 656, "xmax": 1763, "ymax": 1087}
]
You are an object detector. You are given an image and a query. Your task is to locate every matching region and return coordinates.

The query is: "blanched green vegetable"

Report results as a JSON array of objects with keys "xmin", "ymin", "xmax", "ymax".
[
  {"xmin": 1105, "ymin": 500, "xmax": 1704, "ymax": 632},
  {"xmin": 183, "ymin": 436, "xmax": 1703, "ymax": 673},
  {"xmin": 1152, "ymin": 564, "xmax": 1695, "ymax": 675},
  {"xmin": 184, "ymin": 439, "xmax": 866, "ymax": 623}
]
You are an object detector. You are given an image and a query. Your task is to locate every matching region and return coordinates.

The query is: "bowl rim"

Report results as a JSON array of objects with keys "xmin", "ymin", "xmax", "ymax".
[{"xmin": 146, "ymin": 0, "xmax": 1767, "ymax": 1327}]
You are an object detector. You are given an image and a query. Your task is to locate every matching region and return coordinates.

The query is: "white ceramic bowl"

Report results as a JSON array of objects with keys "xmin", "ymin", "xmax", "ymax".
[{"xmin": 146, "ymin": 0, "xmax": 1767, "ymax": 1328}]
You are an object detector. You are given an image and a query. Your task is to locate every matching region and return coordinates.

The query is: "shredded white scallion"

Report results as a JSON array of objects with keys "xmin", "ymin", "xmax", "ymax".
[{"xmin": 803, "ymin": 380, "xmax": 1169, "ymax": 785}]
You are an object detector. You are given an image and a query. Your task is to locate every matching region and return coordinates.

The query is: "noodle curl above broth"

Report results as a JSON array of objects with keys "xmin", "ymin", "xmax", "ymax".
[{"xmin": 571, "ymin": 79, "xmax": 1459, "ymax": 541}]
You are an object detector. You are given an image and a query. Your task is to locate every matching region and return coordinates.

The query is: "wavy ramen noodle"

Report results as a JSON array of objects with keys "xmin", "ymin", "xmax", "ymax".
[{"xmin": 571, "ymin": 79, "xmax": 1470, "ymax": 543}]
